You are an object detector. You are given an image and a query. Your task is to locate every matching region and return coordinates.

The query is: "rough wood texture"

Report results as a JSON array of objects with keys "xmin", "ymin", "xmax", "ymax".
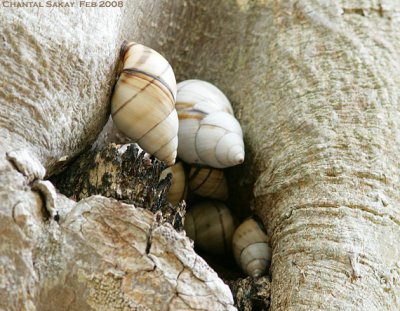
[
  {"xmin": 0, "ymin": 1, "xmax": 183, "ymax": 173},
  {"xmin": 0, "ymin": 2, "xmax": 236, "ymax": 310},
  {"xmin": 154, "ymin": 0, "xmax": 400, "ymax": 309},
  {"xmin": 227, "ymin": 276, "xmax": 271, "ymax": 311},
  {"xmin": 52, "ymin": 143, "xmax": 185, "ymax": 231},
  {"xmin": 2, "ymin": 191, "xmax": 235, "ymax": 310},
  {"xmin": 3, "ymin": 0, "xmax": 400, "ymax": 310}
]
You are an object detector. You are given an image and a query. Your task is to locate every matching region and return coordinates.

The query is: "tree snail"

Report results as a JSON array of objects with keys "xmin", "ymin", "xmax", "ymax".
[
  {"xmin": 232, "ymin": 217, "xmax": 272, "ymax": 277},
  {"xmin": 111, "ymin": 41, "xmax": 178, "ymax": 166},
  {"xmin": 176, "ymin": 79, "xmax": 234, "ymax": 115},
  {"xmin": 176, "ymin": 79, "xmax": 245, "ymax": 169},
  {"xmin": 160, "ymin": 162, "xmax": 188, "ymax": 206},
  {"xmin": 184, "ymin": 201, "xmax": 237, "ymax": 255},
  {"xmin": 188, "ymin": 166, "xmax": 228, "ymax": 200}
]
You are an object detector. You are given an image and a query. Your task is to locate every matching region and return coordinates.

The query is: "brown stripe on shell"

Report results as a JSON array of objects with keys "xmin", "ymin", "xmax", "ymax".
[
  {"xmin": 129, "ymin": 49, "xmax": 152, "ymax": 69},
  {"xmin": 112, "ymin": 66, "xmax": 174, "ymax": 118},
  {"xmin": 178, "ymin": 93, "xmax": 232, "ymax": 114},
  {"xmin": 178, "ymin": 108, "xmax": 207, "ymax": 121},
  {"xmin": 195, "ymin": 97, "xmax": 230, "ymax": 111},
  {"xmin": 211, "ymin": 170, "xmax": 227, "ymax": 198},
  {"xmin": 213, "ymin": 202, "xmax": 229, "ymax": 255},
  {"xmin": 176, "ymin": 101, "xmax": 196, "ymax": 110},
  {"xmin": 252, "ymin": 215, "xmax": 267, "ymax": 234},
  {"xmin": 120, "ymin": 41, "xmax": 138, "ymax": 63},
  {"xmin": 177, "ymin": 112, "xmax": 204, "ymax": 120},
  {"xmin": 202, "ymin": 123, "xmax": 232, "ymax": 133},
  {"xmin": 121, "ymin": 42, "xmax": 154, "ymax": 65},
  {"xmin": 122, "ymin": 67, "xmax": 175, "ymax": 101},
  {"xmin": 188, "ymin": 166, "xmax": 202, "ymax": 181},
  {"xmin": 191, "ymin": 168, "xmax": 212, "ymax": 192},
  {"xmin": 151, "ymin": 122, "xmax": 177, "ymax": 155},
  {"xmin": 177, "ymin": 99, "xmax": 220, "ymax": 113}
]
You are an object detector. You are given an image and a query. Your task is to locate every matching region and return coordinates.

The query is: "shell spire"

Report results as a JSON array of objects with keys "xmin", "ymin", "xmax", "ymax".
[
  {"xmin": 232, "ymin": 217, "xmax": 272, "ymax": 277},
  {"xmin": 176, "ymin": 79, "xmax": 245, "ymax": 168},
  {"xmin": 111, "ymin": 42, "xmax": 178, "ymax": 166}
]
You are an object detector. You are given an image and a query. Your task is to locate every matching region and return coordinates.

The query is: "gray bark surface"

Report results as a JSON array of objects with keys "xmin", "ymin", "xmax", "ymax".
[
  {"xmin": 2, "ymin": 0, "xmax": 400, "ymax": 310},
  {"xmin": 154, "ymin": 1, "xmax": 400, "ymax": 309},
  {"xmin": 0, "ymin": 2, "xmax": 235, "ymax": 310}
]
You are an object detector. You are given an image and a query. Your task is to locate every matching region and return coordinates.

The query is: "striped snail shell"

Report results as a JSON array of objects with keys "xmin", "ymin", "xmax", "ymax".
[
  {"xmin": 176, "ymin": 79, "xmax": 245, "ymax": 169},
  {"xmin": 176, "ymin": 79, "xmax": 234, "ymax": 114},
  {"xmin": 160, "ymin": 162, "xmax": 188, "ymax": 206},
  {"xmin": 184, "ymin": 201, "xmax": 237, "ymax": 255},
  {"xmin": 232, "ymin": 217, "xmax": 271, "ymax": 278},
  {"xmin": 111, "ymin": 42, "xmax": 178, "ymax": 166},
  {"xmin": 188, "ymin": 166, "xmax": 228, "ymax": 200}
]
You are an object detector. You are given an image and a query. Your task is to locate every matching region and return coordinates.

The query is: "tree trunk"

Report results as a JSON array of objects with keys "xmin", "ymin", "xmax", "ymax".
[
  {"xmin": 0, "ymin": 2, "xmax": 235, "ymax": 310},
  {"xmin": 157, "ymin": 0, "xmax": 400, "ymax": 309},
  {"xmin": 2, "ymin": 0, "xmax": 400, "ymax": 310}
]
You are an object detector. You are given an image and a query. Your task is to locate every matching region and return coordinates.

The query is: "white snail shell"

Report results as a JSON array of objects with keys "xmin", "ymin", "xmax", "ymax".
[
  {"xmin": 176, "ymin": 79, "xmax": 234, "ymax": 115},
  {"xmin": 176, "ymin": 79, "xmax": 245, "ymax": 169},
  {"xmin": 188, "ymin": 166, "xmax": 228, "ymax": 200},
  {"xmin": 232, "ymin": 217, "xmax": 272, "ymax": 278},
  {"xmin": 160, "ymin": 162, "xmax": 187, "ymax": 205},
  {"xmin": 184, "ymin": 201, "xmax": 237, "ymax": 255},
  {"xmin": 111, "ymin": 42, "xmax": 178, "ymax": 166}
]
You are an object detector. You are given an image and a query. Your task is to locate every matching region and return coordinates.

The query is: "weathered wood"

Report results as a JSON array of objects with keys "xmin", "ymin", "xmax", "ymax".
[
  {"xmin": 3, "ymin": 0, "xmax": 400, "ymax": 310},
  {"xmin": 0, "ymin": 2, "xmax": 236, "ymax": 310},
  {"xmin": 52, "ymin": 143, "xmax": 185, "ymax": 231},
  {"xmin": 227, "ymin": 276, "xmax": 271, "ymax": 311},
  {"xmin": 157, "ymin": 1, "xmax": 400, "ymax": 309}
]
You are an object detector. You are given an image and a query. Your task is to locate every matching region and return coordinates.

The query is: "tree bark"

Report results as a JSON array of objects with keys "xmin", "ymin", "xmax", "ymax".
[
  {"xmin": 2, "ymin": 0, "xmax": 400, "ymax": 310},
  {"xmin": 155, "ymin": 0, "xmax": 400, "ymax": 309},
  {"xmin": 0, "ymin": 2, "xmax": 235, "ymax": 310}
]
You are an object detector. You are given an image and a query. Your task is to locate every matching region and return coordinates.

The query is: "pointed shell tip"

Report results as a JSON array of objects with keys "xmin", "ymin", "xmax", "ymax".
[
  {"xmin": 250, "ymin": 269, "xmax": 263, "ymax": 278},
  {"xmin": 235, "ymin": 153, "xmax": 244, "ymax": 165}
]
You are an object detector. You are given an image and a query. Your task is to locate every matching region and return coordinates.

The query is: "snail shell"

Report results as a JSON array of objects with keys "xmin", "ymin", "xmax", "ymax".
[
  {"xmin": 184, "ymin": 201, "xmax": 237, "ymax": 255},
  {"xmin": 176, "ymin": 79, "xmax": 245, "ymax": 169},
  {"xmin": 188, "ymin": 166, "xmax": 228, "ymax": 200},
  {"xmin": 176, "ymin": 79, "xmax": 233, "ymax": 115},
  {"xmin": 232, "ymin": 217, "xmax": 271, "ymax": 277},
  {"xmin": 160, "ymin": 162, "xmax": 188, "ymax": 205},
  {"xmin": 111, "ymin": 42, "xmax": 178, "ymax": 166}
]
